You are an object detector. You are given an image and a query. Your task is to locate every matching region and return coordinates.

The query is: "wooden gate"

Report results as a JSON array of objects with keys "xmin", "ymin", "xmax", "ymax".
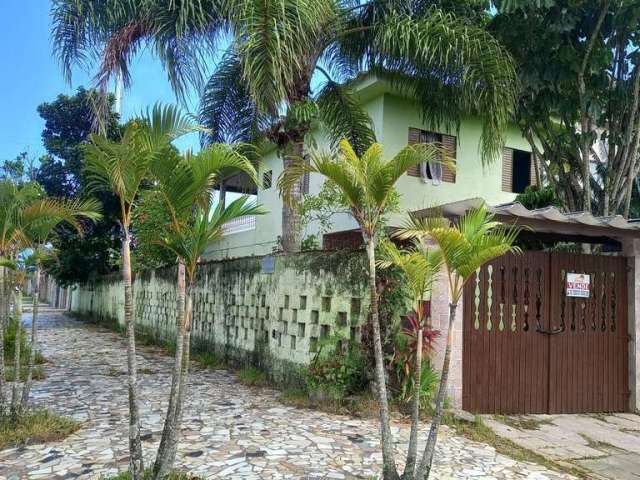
[{"xmin": 462, "ymin": 251, "xmax": 629, "ymax": 414}]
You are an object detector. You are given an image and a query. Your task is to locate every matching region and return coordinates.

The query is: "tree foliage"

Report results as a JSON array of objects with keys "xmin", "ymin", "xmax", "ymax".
[
  {"xmin": 51, "ymin": 0, "xmax": 518, "ymax": 251},
  {"xmin": 492, "ymin": 0, "xmax": 640, "ymax": 216},
  {"xmin": 33, "ymin": 88, "xmax": 122, "ymax": 285}
]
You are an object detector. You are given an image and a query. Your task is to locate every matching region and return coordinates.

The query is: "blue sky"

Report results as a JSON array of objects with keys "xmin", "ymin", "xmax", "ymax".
[{"xmin": 0, "ymin": 1, "xmax": 202, "ymax": 162}]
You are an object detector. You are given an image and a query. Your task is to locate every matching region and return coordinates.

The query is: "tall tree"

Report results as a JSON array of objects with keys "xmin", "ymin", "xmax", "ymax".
[
  {"xmin": 84, "ymin": 104, "xmax": 196, "ymax": 480},
  {"xmin": 279, "ymin": 139, "xmax": 444, "ymax": 480},
  {"xmin": 51, "ymin": 0, "xmax": 517, "ymax": 252},
  {"xmin": 492, "ymin": 0, "xmax": 640, "ymax": 216},
  {"xmin": 35, "ymin": 87, "xmax": 122, "ymax": 284}
]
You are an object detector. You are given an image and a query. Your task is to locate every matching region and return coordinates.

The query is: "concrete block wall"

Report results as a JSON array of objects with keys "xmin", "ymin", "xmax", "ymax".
[{"xmin": 70, "ymin": 251, "xmax": 371, "ymax": 382}]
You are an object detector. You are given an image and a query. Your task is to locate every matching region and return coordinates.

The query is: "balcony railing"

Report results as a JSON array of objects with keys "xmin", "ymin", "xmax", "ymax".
[{"xmin": 222, "ymin": 216, "xmax": 256, "ymax": 236}]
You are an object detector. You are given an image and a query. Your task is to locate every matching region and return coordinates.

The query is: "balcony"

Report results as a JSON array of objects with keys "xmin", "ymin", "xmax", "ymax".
[{"xmin": 222, "ymin": 216, "xmax": 256, "ymax": 236}]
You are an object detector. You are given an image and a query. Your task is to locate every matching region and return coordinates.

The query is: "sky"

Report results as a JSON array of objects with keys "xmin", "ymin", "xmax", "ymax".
[{"xmin": 0, "ymin": 1, "xmax": 202, "ymax": 163}]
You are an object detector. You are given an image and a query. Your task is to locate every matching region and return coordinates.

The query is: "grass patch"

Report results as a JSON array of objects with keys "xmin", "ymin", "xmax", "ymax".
[
  {"xmin": 104, "ymin": 470, "xmax": 201, "ymax": 480},
  {"xmin": 0, "ymin": 409, "xmax": 80, "ymax": 450},
  {"xmin": 4, "ymin": 365, "xmax": 45, "ymax": 382},
  {"xmin": 237, "ymin": 366, "xmax": 268, "ymax": 387},
  {"xmin": 577, "ymin": 433, "xmax": 622, "ymax": 452},
  {"xmin": 443, "ymin": 414, "xmax": 588, "ymax": 479},
  {"xmin": 192, "ymin": 351, "xmax": 220, "ymax": 369},
  {"xmin": 279, "ymin": 386, "xmax": 379, "ymax": 418}
]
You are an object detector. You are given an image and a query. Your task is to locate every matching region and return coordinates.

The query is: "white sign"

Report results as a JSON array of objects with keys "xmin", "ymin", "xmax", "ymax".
[{"xmin": 566, "ymin": 273, "xmax": 590, "ymax": 298}]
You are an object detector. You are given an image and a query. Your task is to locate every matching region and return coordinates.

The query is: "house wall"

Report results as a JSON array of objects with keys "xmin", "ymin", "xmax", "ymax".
[{"xmin": 203, "ymin": 92, "xmax": 531, "ymax": 261}]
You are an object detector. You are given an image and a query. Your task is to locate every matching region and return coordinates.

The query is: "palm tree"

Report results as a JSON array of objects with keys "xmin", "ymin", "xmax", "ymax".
[
  {"xmin": 83, "ymin": 104, "xmax": 196, "ymax": 480},
  {"xmin": 377, "ymin": 239, "xmax": 443, "ymax": 478},
  {"xmin": 149, "ymin": 144, "xmax": 265, "ymax": 479},
  {"xmin": 395, "ymin": 205, "xmax": 521, "ymax": 479},
  {"xmin": 51, "ymin": 0, "xmax": 517, "ymax": 252},
  {"xmin": 1, "ymin": 181, "xmax": 41, "ymax": 412},
  {"xmin": 279, "ymin": 139, "xmax": 446, "ymax": 480},
  {"xmin": 19, "ymin": 197, "xmax": 102, "ymax": 411}
]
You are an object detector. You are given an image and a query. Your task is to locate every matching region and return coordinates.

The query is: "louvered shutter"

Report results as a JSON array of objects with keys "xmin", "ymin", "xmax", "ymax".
[
  {"xmin": 441, "ymin": 134, "xmax": 456, "ymax": 183},
  {"xmin": 502, "ymin": 147, "xmax": 514, "ymax": 192},
  {"xmin": 407, "ymin": 128, "xmax": 422, "ymax": 177},
  {"xmin": 407, "ymin": 128, "xmax": 456, "ymax": 182},
  {"xmin": 530, "ymin": 154, "xmax": 539, "ymax": 186}
]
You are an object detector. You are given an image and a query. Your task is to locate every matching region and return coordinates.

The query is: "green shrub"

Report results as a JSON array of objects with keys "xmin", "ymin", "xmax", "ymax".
[
  {"xmin": 237, "ymin": 366, "xmax": 268, "ymax": 386},
  {"xmin": 307, "ymin": 334, "xmax": 367, "ymax": 399},
  {"xmin": 0, "ymin": 409, "xmax": 79, "ymax": 449}
]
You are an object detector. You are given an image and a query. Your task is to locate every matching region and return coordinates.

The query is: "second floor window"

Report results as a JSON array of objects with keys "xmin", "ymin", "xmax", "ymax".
[
  {"xmin": 407, "ymin": 127, "xmax": 456, "ymax": 184},
  {"xmin": 502, "ymin": 148, "xmax": 537, "ymax": 193}
]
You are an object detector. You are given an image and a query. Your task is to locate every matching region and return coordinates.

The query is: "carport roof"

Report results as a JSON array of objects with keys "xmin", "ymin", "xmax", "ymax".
[{"xmin": 413, "ymin": 198, "xmax": 640, "ymax": 241}]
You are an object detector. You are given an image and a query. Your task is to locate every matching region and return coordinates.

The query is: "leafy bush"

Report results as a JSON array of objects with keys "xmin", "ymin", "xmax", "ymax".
[
  {"xmin": 389, "ymin": 306, "xmax": 440, "ymax": 408},
  {"xmin": 307, "ymin": 334, "xmax": 367, "ymax": 399}
]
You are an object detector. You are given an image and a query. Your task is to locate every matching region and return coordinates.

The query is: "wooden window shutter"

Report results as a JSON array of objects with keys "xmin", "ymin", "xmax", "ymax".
[
  {"xmin": 502, "ymin": 147, "xmax": 514, "ymax": 192},
  {"xmin": 407, "ymin": 128, "xmax": 456, "ymax": 182},
  {"xmin": 530, "ymin": 154, "xmax": 539, "ymax": 186},
  {"xmin": 407, "ymin": 128, "xmax": 421, "ymax": 177},
  {"xmin": 441, "ymin": 134, "xmax": 456, "ymax": 183}
]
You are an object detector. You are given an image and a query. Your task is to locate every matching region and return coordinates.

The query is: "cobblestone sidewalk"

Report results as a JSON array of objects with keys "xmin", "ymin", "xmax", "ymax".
[{"xmin": 0, "ymin": 312, "xmax": 574, "ymax": 479}]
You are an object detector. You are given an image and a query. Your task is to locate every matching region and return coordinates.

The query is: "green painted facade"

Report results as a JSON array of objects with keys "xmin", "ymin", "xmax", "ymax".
[{"xmin": 204, "ymin": 76, "xmax": 531, "ymax": 260}]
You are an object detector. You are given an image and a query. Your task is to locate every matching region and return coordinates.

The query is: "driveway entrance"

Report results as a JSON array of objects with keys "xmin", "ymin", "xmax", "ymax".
[
  {"xmin": 484, "ymin": 413, "xmax": 640, "ymax": 480},
  {"xmin": 462, "ymin": 251, "xmax": 629, "ymax": 414}
]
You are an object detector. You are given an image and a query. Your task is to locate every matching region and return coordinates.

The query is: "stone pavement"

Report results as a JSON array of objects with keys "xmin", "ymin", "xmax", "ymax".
[
  {"xmin": 0, "ymin": 312, "xmax": 574, "ymax": 479},
  {"xmin": 484, "ymin": 413, "xmax": 640, "ymax": 480}
]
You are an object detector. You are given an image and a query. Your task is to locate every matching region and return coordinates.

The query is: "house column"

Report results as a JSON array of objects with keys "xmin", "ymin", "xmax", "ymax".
[
  {"xmin": 430, "ymin": 271, "xmax": 463, "ymax": 409},
  {"xmin": 622, "ymin": 237, "xmax": 640, "ymax": 412}
]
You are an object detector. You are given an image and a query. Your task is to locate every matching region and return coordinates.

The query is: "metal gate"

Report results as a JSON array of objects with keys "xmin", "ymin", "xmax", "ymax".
[{"xmin": 462, "ymin": 251, "xmax": 629, "ymax": 414}]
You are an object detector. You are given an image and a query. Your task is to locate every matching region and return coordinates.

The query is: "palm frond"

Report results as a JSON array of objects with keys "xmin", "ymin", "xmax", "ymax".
[
  {"xmin": 367, "ymin": 11, "xmax": 517, "ymax": 164},
  {"xmin": 395, "ymin": 205, "xmax": 522, "ymax": 299},
  {"xmin": 199, "ymin": 49, "xmax": 267, "ymax": 145},
  {"xmin": 316, "ymin": 81, "xmax": 376, "ymax": 156}
]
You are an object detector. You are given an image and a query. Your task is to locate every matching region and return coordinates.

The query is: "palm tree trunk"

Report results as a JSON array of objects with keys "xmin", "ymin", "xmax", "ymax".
[
  {"xmin": 0, "ymin": 266, "xmax": 8, "ymax": 410},
  {"xmin": 416, "ymin": 303, "xmax": 457, "ymax": 480},
  {"xmin": 20, "ymin": 263, "xmax": 40, "ymax": 410},
  {"xmin": 11, "ymin": 288, "xmax": 22, "ymax": 413},
  {"xmin": 366, "ymin": 238, "xmax": 399, "ymax": 480},
  {"xmin": 281, "ymin": 142, "xmax": 303, "ymax": 253},
  {"xmin": 153, "ymin": 262, "xmax": 187, "ymax": 480},
  {"xmin": 122, "ymin": 231, "xmax": 144, "ymax": 480},
  {"xmin": 173, "ymin": 290, "xmax": 192, "ymax": 452},
  {"xmin": 403, "ymin": 326, "xmax": 423, "ymax": 479}
]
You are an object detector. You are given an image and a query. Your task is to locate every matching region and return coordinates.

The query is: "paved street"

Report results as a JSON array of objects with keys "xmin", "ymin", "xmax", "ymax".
[{"xmin": 0, "ymin": 312, "xmax": 573, "ymax": 479}]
